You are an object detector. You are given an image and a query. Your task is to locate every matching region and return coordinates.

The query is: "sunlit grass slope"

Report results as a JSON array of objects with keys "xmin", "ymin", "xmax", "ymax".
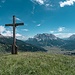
[{"xmin": 0, "ymin": 52, "xmax": 75, "ymax": 75}]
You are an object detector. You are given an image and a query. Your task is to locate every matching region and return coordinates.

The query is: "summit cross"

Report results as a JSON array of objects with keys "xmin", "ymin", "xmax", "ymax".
[{"xmin": 5, "ymin": 15, "xmax": 24, "ymax": 54}]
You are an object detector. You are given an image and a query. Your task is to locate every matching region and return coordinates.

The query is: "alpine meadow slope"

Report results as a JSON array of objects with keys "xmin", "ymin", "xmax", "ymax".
[{"xmin": 0, "ymin": 52, "xmax": 75, "ymax": 75}]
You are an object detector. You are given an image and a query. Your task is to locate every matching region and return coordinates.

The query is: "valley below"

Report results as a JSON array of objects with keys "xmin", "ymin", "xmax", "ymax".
[
  {"xmin": 1, "ymin": 33, "xmax": 75, "ymax": 55},
  {"xmin": 26, "ymin": 33, "xmax": 75, "ymax": 55}
]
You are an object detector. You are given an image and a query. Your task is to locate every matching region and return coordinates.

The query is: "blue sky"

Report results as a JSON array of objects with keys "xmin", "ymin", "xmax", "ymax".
[{"xmin": 0, "ymin": 0, "xmax": 75, "ymax": 40}]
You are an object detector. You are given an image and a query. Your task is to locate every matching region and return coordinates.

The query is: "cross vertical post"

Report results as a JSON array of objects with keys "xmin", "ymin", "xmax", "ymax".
[
  {"xmin": 13, "ymin": 15, "xmax": 16, "ymax": 54},
  {"xmin": 5, "ymin": 15, "xmax": 24, "ymax": 54}
]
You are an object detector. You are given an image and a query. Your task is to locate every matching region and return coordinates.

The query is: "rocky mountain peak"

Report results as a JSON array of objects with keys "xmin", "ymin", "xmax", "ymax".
[
  {"xmin": 34, "ymin": 33, "xmax": 58, "ymax": 40},
  {"xmin": 69, "ymin": 34, "xmax": 75, "ymax": 40},
  {"xmin": 0, "ymin": 34, "xmax": 4, "ymax": 38}
]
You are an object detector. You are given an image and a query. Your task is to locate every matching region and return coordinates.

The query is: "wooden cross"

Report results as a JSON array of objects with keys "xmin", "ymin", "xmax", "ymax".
[{"xmin": 5, "ymin": 15, "xmax": 24, "ymax": 54}]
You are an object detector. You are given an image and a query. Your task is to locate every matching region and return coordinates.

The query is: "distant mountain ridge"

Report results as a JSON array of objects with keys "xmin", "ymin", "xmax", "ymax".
[
  {"xmin": 26, "ymin": 33, "xmax": 65, "ymax": 47},
  {"xmin": 34, "ymin": 33, "xmax": 58, "ymax": 40},
  {"xmin": 26, "ymin": 33, "xmax": 75, "ymax": 50},
  {"xmin": 0, "ymin": 34, "xmax": 47, "ymax": 52},
  {"xmin": 1, "ymin": 33, "xmax": 75, "ymax": 53},
  {"xmin": 69, "ymin": 34, "xmax": 75, "ymax": 40}
]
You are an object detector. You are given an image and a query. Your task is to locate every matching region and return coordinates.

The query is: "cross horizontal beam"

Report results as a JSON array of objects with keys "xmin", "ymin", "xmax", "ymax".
[{"xmin": 5, "ymin": 23, "xmax": 24, "ymax": 26}]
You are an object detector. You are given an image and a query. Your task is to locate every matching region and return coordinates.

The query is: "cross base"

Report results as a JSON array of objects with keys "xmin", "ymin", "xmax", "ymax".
[{"xmin": 12, "ymin": 45, "xmax": 18, "ymax": 54}]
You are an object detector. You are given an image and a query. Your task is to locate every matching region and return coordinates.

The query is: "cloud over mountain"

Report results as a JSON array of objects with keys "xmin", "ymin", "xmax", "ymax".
[
  {"xmin": 0, "ymin": 26, "xmax": 27, "ymax": 40},
  {"xmin": 58, "ymin": 27, "xmax": 65, "ymax": 32}
]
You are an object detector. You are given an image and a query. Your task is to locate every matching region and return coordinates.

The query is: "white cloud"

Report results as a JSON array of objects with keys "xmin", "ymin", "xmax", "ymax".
[
  {"xmin": 49, "ymin": 27, "xmax": 65, "ymax": 34},
  {"xmin": 31, "ymin": 0, "xmax": 55, "ymax": 10},
  {"xmin": 16, "ymin": 17, "xmax": 21, "ymax": 21},
  {"xmin": 31, "ymin": 0, "xmax": 46, "ymax": 5},
  {"xmin": 59, "ymin": 0, "xmax": 75, "ymax": 7},
  {"xmin": 2, "ymin": 30, "xmax": 13, "ymax": 36},
  {"xmin": 30, "ymin": 0, "xmax": 37, "ymax": 4},
  {"xmin": 16, "ymin": 35, "xmax": 29, "ymax": 40},
  {"xmin": 16, "ymin": 33, "xmax": 22, "ymax": 37},
  {"xmin": 2, "ymin": 30, "xmax": 22, "ymax": 37},
  {"xmin": 58, "ymin": 27, "xmax": 65, "ymax": 32},
  {"xmin": 45, "ymin": 4, "xmax": 50, "ymax": 7},
  {"xmin": 35, "ymin": 0, "xmax": 45, "ymax": 5},
  {"xmin": 0, "ymin": 26, "xmax": 26, "ymax": 40},
  {"xmin": 0, "ymin": 26, "xmax": 6, "ymax": 34},
  {"xmin": 45, "ymin": 4, "xmax": 53, "ymax": 7},
  {"xmin": 22, "ymin": 29, "xmax": 29, "ymax": 32},
  {"xmin": 55, "ymin": 33, "xmax": 75, "ymax": 38},
  {"xmin": 49, "ymin": 27, "xmax": 74, "ymax": 38},
  {"xmin": 37, "ymin": 24, "xmax": 41, "ymax": 26},
  {"xmin": 31, "ymin": 6, "xmax": 35, "ymax": 14},
  {"xmin": 17, "ymin": 36, "xmax": 27, "ymax": 40},
  {"xmin": 0, "ymin": 0, "xmax": 6, "ymax": 8},
  {"xmin": 50, "ymin": 30, "xmax": 54, "ymax": 33},
  {"xmin": 16, "ymin": 34, "xmax": 28, "ymax": 40}
]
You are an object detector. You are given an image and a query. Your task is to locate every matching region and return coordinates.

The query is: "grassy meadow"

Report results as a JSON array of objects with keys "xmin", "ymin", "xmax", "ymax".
[{"xmin": 0, "ymin": 52, "xmax": 75, "ymax": 75}]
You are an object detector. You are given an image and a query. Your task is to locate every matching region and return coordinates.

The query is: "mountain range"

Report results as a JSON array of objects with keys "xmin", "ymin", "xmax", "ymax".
[
  {"xmin": 0, "ymin": 33, "xmax": 75, "ymax": 53},
  {"xmin": 26, "ymin": 33, "xmax": 75, "ymax": 51},
  {"xmin": 0, "ymin": 34, "xmax": 46, "ymax": 53}
]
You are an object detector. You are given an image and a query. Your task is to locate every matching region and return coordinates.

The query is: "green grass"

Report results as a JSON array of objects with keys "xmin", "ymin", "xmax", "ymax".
[{"xmin": 0, "ymin": 52, "xmax": 75, "ymax": 75}]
